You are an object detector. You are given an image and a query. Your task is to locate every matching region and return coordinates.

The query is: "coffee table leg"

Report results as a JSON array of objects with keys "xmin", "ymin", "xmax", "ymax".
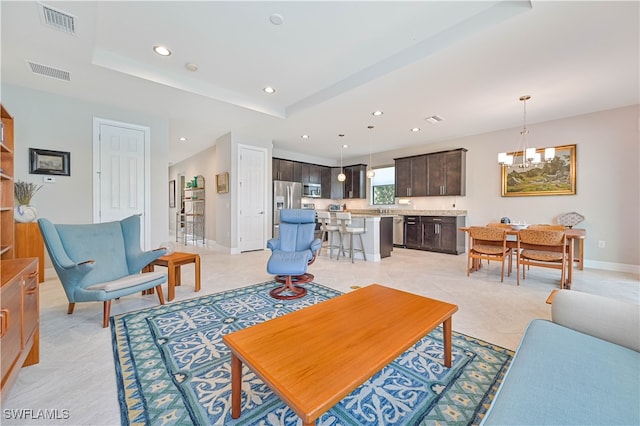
[
  {"xmin": 195, "ymin": 255, "xmax": 201, "ymax": 293},
  {"xmin": 231, "ymin": 353, "xmax": 242, "ymax": 419},
  {"xmin": 443, "ymin": 317, "xmax": 452, "ymax": 368}
]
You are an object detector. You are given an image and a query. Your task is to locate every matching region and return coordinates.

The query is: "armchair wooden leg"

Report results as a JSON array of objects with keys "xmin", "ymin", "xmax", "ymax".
[
  {"xmin": 103, "ymin": 300, "xmax": 111, "ymax": 328},
  {"xmin": 155, "ymin": 285, "xmax": 165, "ymax": 305},
  {"xmin": 67, "ymin": 303, "xmax": 75, "ymax": 315}
]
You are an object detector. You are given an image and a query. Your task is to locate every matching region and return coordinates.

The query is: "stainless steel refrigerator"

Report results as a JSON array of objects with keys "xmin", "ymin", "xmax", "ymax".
[{"xmin": 273, "ymin": 180, "xmax": 302, "ymax": 238}]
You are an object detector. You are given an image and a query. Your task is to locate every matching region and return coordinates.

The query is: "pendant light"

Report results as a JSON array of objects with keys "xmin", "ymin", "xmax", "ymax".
[
  {"xmin": 337, "ymin": 135, "xmax": 346, "ymax": 182},
  {"xmin": 366, "ymin": 125, "xmax": 375, "ymax": 179}
]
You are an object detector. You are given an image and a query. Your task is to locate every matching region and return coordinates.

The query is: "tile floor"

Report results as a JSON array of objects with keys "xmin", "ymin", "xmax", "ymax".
[{"xmin": 2, "ymin": 243, "xmax": 638, "ymax": 425}]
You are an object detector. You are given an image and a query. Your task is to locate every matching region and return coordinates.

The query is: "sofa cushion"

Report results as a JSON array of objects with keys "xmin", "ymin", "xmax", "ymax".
[{"xmin": 482, "ymin": 319, "xmax": 640, "ymax": 425}]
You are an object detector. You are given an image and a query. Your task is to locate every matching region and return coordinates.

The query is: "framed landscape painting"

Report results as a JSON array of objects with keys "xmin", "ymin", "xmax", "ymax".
[{"xmin": 501, "ymin": 144, "xmax": 576, "ymax": 197}]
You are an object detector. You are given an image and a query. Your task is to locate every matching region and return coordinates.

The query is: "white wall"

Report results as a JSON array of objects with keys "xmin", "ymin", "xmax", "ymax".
[
  {"xmin": 2, "ymin": 84, "xmax": 170, "ymax": 249},
  {"xmin": 347, "ymin": 105, "xmax": 639, "ymax": 270}
]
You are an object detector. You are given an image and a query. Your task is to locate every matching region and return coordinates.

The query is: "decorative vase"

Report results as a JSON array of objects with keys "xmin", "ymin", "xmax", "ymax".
[{"xmin": 14, "ymin": 205, "xmax": 37, "ymax": 223}]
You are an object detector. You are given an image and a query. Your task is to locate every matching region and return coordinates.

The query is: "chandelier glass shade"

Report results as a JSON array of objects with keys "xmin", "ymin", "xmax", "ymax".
[{"xmin": 498, "ymin": 95, "xmax": 554, "ymax": 168}]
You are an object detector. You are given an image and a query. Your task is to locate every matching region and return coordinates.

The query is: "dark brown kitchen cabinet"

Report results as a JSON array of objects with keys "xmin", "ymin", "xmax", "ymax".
[
  {"xmin": 427, "ymin": 149, "xmax": 466, "ymax": 196},
  {"xmin": 344, "ymin": 164, "xmax": 366, "ymax": 199},
  {"xmin": 302, "ymin": 164, "xmax": 322, "ymax": 184},
  {"xmin": 404, "ymin": 215, "xmax": 465, "ymax": 254},
  {"xmin": 273, "ymin": 158, "xmax": 295, "ymax": 181},
  {"xmin": 394, "ymin": 155, "xmax": 427, "ymax": 197},
  {"xmin": 395, "ymin": 148, "xmax": 466, "ymax": 197},
  {"xmin": 321, "ymin": 167, "xmax": 332, "ymax": 198}
]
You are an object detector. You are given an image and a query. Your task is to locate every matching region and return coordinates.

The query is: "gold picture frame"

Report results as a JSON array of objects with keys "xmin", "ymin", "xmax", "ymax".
[
  {"xmin": 501, "ymin": 144, "xmax": 576, "ymax": 197},
  {"xmin": 216, "ymin": 172, "xmax": 229, "ymax": 194}
]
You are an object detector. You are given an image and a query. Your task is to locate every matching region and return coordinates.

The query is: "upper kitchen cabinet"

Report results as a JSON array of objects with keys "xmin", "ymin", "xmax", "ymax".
[
  {"xmin": 395, "ymin": 149, "xmax": 466, "ymax": 197},
  {"xmin": 394, "ymin": 155, "xmax": 427, "ymax": 197},
  {"xmin": 302, "ymin": 163, "xmax": 322, "ymax": 184},
  {"xmin": 344, "ymin": 164, "xmax": 366, "ymax": 199},
  {"xmin": 427, "ymin": 149, "xmax": 467, "ymax": 196},
  {"xmin": 321, "ymin": 167, "xmax": 332, "ymax": 198},
  {"xmin": 273, "ymin": 158, "xmax": 293, "ymax": 181}
]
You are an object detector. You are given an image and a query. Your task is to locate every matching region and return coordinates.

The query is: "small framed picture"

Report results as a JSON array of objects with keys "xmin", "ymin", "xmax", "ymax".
[
  {"xmin": 216, "ymin": 172, "xmax": 229, "ymax": 194},
  {"xmin": 29, "ymin": 148, "xmax": 71, "ymax": 176}
]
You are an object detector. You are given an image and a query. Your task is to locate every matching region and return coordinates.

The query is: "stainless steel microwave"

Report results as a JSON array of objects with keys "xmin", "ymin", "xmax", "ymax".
[{"xmin": 303, "ymin": 183, "xmax": 321, "ymax": 198}]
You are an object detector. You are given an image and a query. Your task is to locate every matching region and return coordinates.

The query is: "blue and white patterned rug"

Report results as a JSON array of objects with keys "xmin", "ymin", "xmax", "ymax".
[{"xmin": 111, "ymin": 282, "xmax": 513, "ymax": 426}]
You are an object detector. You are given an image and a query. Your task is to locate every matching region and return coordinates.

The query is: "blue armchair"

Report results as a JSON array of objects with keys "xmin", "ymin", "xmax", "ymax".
[
  {"xmin": 38, "ymin": 215, "xmax": 168, "ymax": 327},
  {"xmin": 267, "ymin": 209, "xmax": 321, "ymax": 299}
]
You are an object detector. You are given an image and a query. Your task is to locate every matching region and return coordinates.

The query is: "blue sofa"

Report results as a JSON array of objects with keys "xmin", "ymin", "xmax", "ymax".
[{"xmin": 482, "ymin": 290, "xmax": 640, "ymax": 425}]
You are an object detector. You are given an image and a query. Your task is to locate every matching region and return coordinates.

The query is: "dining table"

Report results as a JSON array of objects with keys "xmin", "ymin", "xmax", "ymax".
[{"xmin": 459, "ymin": 226, "xmax": 587, "ymax": 287}]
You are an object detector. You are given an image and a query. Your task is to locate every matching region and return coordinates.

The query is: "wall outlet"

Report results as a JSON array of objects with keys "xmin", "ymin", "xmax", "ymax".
[{"xmin": 598, "ymin": 240, "xmax": 606, "ymax": 248}]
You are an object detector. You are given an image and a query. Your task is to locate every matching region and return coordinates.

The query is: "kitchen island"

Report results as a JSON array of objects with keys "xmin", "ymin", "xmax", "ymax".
[{"xmin": 327, "ymin": 213, "xmax": 394, "ymax": 262}]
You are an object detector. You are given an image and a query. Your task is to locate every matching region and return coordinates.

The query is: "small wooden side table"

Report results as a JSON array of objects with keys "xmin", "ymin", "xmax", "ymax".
[{"xmin": 143, "ymin": 252, "xmax": 201, "ymax": 301}]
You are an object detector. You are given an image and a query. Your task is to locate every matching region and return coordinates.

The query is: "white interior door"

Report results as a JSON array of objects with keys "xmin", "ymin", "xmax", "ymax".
[
  {"xmin": 93, "ymin": 118, "xmax": 150, "ymax": 248},
  {"xmin": 238, "ymin": 145, "xmax": 267, "ymax": 252}
]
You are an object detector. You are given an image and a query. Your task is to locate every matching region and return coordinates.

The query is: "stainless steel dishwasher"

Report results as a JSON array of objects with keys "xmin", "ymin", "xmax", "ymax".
[{"xmin": 393, "ymin": 216, "xmax": 405, "ymax": 247}]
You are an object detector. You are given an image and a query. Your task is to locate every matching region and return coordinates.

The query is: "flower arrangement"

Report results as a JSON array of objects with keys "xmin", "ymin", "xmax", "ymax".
[{"xmin": 14, "ymin": 180, "xmax": 42, "ymax": 205}]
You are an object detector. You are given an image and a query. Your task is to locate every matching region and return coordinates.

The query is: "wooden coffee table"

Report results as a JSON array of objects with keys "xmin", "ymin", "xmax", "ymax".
[
  {"xmin": 223, "ymin": 284, "xmax": 458, "ymax": 426},
  {"xmin": 142, "ymin": 252, "xmax": 200, "ymax": 301}
]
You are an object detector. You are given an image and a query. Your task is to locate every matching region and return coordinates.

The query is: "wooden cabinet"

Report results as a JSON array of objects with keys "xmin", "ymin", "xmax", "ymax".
[
  {"xmin": 301, "ymin": 164, "xmax": 322, "ymax": 184},
  {"xmin": 343, "ymin": 164, "xmax": 366, "ymax": 199},
  {"xmin": 394, "ymin": 155, "xmax": 427, "ymax": 197},
  {"xmin": 380, "ymin": 216, "xmax": 393, "ymax": 258},
  {"xmin": 1, "ymin": 105, "xmax": 15, "ymax": 260},
  {"xmin": 427, "ymin": 149, "xmax": 466, "ymax": 196},
  {"xmin": 1, "ymin": 258, "xmax": 40, "ymax": 402},
  {"xmin": 321, "ymin": 167, "xmax": 332, "ymax": 199},
  {"xmin": 330, "ymin": 168, "xmax": 344, "ymax": 199},
  {"xmin": 395, "ymin": 148, "xmax": 466, "ymax": 197},
  {"xmin": 273, "ymin": 158, "xmax": 296, "ymax": 181},
  {"xmin": 14, "ymin": 223, "xmax": 45, "ymax": 283},
  {"xmin": 404, "ymin": 215, "xmax": 465, "ymax": 254}
]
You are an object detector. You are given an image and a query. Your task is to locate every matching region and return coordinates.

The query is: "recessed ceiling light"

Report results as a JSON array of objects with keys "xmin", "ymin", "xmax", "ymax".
[
  {"xmin": 301, "ymin": 134, "xmax": 309, "ymax": 139},
  {"xmin": 411, "ymin": 127, "xmax": 421, "ymax": 132},
  {"xmin": 372, "ymin": 110, "xmax": 383, "ymax": 116},
  {"xmin": 185, "ymin": 63, "xmax": 199, "ymax": 72},
  {"xmin": 342, "ymin": 144, "xmax": 348, "ymax": 148},
  {"xmin": 178, "ymin": 137, "xmax": 187, "ymax": 141},
  {"xmin": 263, "ymin": 86, "xmax": 276, "ymax": 94},
  {"xmin": 153, "ymin": 45, "xmax": 172, "ymax": 56}
]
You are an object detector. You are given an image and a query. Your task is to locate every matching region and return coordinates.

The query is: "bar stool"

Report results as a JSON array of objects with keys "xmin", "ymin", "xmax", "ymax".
[
  {"xmin": 317, "ymin": 211, "xmax": 341, "ymax": 258},
  {"xmin": 335, "ymin": 212, "xmax": 367, "ymax": 263}
]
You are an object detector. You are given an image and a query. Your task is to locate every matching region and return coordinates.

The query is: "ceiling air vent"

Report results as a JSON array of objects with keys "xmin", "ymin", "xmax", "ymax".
[
  {"xmin": 38, "ymin": 2, "xmax": 76, "ymax": 35},
  {"xmin": 26, "ymin": 61, "xmax": 71, "ymax": 82},
  {"xmin": 425, "ymin": 115, "xmax": 445, "ymax": 124}
]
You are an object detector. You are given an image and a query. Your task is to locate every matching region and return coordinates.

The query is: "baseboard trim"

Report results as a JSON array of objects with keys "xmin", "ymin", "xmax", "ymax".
[{"xmin": 583, "ymin": 260, "xmax": 640, "ymax": 274}]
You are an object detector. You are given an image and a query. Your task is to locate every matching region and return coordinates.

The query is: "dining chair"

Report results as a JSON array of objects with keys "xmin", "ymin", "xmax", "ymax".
[
  {"xmin": 467, "ymin": 226, "xmax": 511, "ymax": 282},
  {"xmin": 316, "ymin": 211, "xmax": 341, "ymax": 258},
  {"xmin": 335, "ymin": 212, "xmax": 367, "ymax": 263},
  {"xmin": 517, "ymin": 229, "xmax": 567, "ymax": 288}
]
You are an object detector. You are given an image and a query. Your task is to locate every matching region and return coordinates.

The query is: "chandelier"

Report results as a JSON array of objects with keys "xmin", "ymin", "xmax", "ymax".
[{"xmin": 498, "ymin": 95, "xmax": 554, "ymax": 168}]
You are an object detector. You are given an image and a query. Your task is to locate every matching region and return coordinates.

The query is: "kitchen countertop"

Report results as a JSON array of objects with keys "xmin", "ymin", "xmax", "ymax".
[{"xmin": 347, "ymin": 209, "xmax": 467, "ymax": 217}]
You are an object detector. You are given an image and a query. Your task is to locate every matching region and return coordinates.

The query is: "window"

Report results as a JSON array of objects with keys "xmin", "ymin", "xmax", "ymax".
[{"xmin": 370, "ymin": 166, "xmax": 395, "ymax": 205}]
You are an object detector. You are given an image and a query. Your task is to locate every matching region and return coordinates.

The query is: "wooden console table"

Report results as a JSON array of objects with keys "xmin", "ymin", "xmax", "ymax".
[{"xmin": 14, "ymin": 222, "xmax": 45, "ymax": 283}]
